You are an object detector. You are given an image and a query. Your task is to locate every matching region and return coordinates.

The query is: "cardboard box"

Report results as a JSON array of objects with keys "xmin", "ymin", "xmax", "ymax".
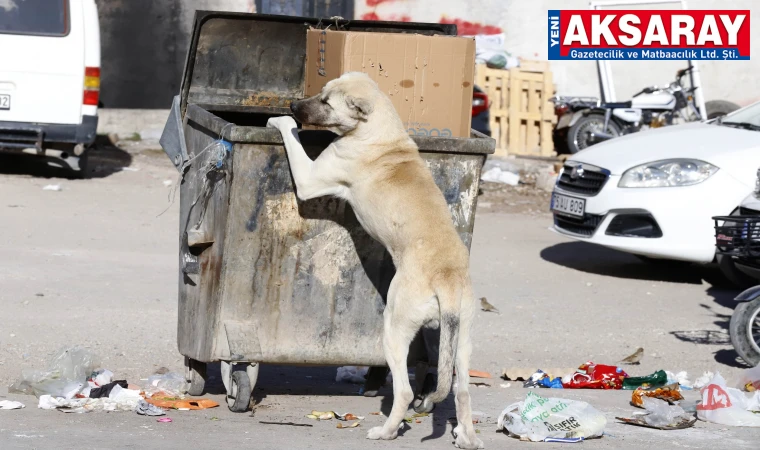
[{"xmin": 305, "ymin": 29, "xmax": 476, "ymax": 138}]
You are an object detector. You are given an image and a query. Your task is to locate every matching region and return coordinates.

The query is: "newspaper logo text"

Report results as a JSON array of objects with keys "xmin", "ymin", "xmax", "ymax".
[
  {"xmin": 548, "ymin": 10, "xmax": 751, "ymax": 60},
  {"xmin": 563, "ymin": 14, "xmax": 745, "ymax": 46}
]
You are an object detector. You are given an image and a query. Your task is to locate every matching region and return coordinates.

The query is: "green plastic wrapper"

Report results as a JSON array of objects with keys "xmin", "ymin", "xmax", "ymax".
[{"xmin": 622, "ymin": 370, "xmax": 668, "ymax": 390}]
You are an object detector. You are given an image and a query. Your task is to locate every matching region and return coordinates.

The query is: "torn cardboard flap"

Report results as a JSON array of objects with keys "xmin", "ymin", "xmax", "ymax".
[{"xmin": 306, "ymin": 29, "xmax": 476, "ymax": 138}]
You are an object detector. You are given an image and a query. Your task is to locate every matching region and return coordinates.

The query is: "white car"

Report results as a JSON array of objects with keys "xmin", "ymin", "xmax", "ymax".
[
  {"xmin": 550, "ymin": 101, "xmax": 760, "ymax": 265},
  {"xmin": 0, "ymin": 0, "xmax": 101, "ymax": 175}
]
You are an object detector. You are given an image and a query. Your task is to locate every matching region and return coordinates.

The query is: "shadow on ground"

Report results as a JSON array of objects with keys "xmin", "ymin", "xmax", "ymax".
[
  {"xmin": 671, "ymin": 287, "xmax": 749, "ymax": 368},
  {"xmin": 540, "ymin": 241, "xmax": 706, "ymax": 284},
  {"xmin": 0, "ymin": 136, "xmax": 132, "ymax": 179}
]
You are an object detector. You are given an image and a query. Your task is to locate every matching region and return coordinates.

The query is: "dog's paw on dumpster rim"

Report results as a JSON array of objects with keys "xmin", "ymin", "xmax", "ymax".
[
  {"xmin": 453, "ymin": 425, "xmax": 485, "ymax": 449},
  {"xmin": 366, "ymin": 426, "xmax": 398, "ymax": 440},
  {"xmin": 266, "ymin": 116, "xmax": 298, "ymax": 131}
]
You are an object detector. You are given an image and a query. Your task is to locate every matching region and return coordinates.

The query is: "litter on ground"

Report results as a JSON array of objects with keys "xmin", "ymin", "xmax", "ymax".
[
  {"xmin": 0, "ymin": 400, "xmax": 25, "ymax": 410},
  {"xmin": 696, "ymin": 373, "xmax": 760, "ymax": 427},
  {"xmin": 497, "ymin": 391, "xmax": 606, "ymax": 442}
]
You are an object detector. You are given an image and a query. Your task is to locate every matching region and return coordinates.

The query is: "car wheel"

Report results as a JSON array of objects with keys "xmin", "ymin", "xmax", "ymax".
[
  {"xmin": 729, "ymin": 297, "xmax": 760, "ymax": 367},
  {"xmin": 567, "ymin": 114, "xmax": 621, "ymax": 154}
]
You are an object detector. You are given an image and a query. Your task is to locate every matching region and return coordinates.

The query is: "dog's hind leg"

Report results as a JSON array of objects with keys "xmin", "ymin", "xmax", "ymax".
[
  {"xmin": 367, "ymin": 279, "xmax": 421, "ymax": 441},
  {"xmin": 451, "ymin": 288, "xmax": 483, "ymax": 449}
]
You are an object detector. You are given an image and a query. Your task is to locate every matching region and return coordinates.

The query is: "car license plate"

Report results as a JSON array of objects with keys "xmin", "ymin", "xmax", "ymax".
[
  {"xmin": 551, "ymin": 192, "xmax": 585, "ymax": 218},
  {"xmin": 0, "ymin": 94, "xmax": 9, "ymax": 110}
]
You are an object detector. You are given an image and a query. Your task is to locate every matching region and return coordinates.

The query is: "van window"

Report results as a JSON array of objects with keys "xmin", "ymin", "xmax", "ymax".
[{"xmin": 0, "ymin": 0, "xmax": 69, "ymax": 36}]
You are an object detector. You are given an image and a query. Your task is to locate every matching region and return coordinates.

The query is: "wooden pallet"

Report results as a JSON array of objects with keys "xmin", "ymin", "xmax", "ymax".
[{"xmin": 475, "ymin": 61, "xmax": 556, "ymax": 157}]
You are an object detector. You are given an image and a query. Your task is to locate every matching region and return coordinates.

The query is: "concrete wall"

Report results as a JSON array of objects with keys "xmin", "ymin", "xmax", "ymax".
[
  {"xmin": 96, "ymin": 0, "xmax": 253, "ymax": 109},
  {"xmin": 357, "ymin": 0, "xmax": 760, "ymax": 106}
]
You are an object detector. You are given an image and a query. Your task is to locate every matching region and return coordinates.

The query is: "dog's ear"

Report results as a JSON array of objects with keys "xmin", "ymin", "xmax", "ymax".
[{"xmin": 345, "ymin": 95, "xmax": 373, "ymax": 120}]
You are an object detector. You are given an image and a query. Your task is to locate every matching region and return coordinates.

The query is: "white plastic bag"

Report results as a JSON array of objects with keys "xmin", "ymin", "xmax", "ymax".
[
  {"xmin": 640, "ymin": 397, "xmax": 688, "ymax": 427},
  {"xmin": 143, "ymin": 372, "xmax": 187, "ymax": 398},
  {"xmin": 9, "ymin": 346, "xmax": 100, "ymax": 398},
  {"xmin": 481, "ymin": 167, "xmax": 520, "ymax": 186},
  {"xmin": 696, "ymin": 373, "xmax": 760, "ymax": 427},
  {"xmin": 335, "ymin": 366, "xmax": 368, "ymax": 384},
  {"xmin": 466, "ymin": 34, "xmax": 520, "ymax": 70},
  {"xmin": 497, "ymin": 391, "xmax": 607, "ymax": 441}
]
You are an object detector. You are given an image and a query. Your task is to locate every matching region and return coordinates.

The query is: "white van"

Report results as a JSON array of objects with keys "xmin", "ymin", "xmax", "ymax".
[{"xmin": 0, "ymin": 0, "xmax": 100, "ymax": 176}]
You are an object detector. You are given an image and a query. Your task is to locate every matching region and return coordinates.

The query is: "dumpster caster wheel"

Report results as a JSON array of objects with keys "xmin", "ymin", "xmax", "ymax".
[
  {"xmin": 185, "ymin": 357, "xmax": 207, "ymax": 396},
  {"xmin": 227, "ymin": 371, "xmax": 252, "ymax": 413}
]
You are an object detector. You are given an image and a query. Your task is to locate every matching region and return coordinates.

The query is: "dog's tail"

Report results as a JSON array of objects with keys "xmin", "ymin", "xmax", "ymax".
[{"xmin": 421, "ymin": 277, "xmax": 462, "ymax": 408}]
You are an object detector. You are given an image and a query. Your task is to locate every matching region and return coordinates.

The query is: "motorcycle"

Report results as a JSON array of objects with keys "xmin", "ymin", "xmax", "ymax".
[
  {"xmin": 552, "ymin": 65, "xmax": 740, "ymax": 154},
  {"xmin": 713, "ymin": 186, "xmax": 760, "ymax": 367}
]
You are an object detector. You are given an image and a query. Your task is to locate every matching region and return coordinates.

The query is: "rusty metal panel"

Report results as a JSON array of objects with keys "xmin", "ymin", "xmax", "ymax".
[
  {"xmin": 176, "ymin": 112, "xmax": 233, "ymax": 362},
  {"xmin": 217, "ymin": 142, "xmax": 391, "ymax": 365}
]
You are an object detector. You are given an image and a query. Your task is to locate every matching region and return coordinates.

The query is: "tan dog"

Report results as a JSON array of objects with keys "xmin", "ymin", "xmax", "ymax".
[{"xmin": 267, "ymin": 72, "xmax": 482, "ymax": 449}]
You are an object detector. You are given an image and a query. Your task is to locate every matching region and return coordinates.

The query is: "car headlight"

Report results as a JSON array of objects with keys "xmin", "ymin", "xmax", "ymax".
[{"xmin": 618, "ymin": 159, "xmax": 718, "ymax": 188}]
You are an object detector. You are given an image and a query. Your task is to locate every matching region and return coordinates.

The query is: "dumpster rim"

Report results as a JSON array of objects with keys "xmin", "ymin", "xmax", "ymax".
[{"xmin": 186, "ymin": 104, "xmax": 495, "ymax": 155}]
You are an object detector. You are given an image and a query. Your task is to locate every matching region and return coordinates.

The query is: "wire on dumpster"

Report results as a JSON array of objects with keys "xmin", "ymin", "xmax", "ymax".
[{"xmin": 157, "ymin": 122, "xmax": 234, "ymax": 219}]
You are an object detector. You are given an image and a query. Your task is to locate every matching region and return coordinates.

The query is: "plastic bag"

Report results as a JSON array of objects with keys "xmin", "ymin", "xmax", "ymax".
[
  {"xmin": 143, "ymin": 372, "xmax": 187, "ymax": 398},
  {"xmin": 497, "ymin": 391, "xmax": 607, "ymax": 442},
  {"xmin": 39, "ymin": 393, "xmax": 141, "ymax": 413},
  {"xmin": 335, "ymin": 366, "xmax": 369, "ymax": 384},
  {"xmin": 696, "ymin": 373, "xmax": 760, "ymax": 427},
  {"xmin": 666, "ymin": 370, "xmax": 693, "ymax": 389},
  {"xmin": 9, "ymin": 346, "xmax": 100, "ymax": 398},
  {"xmin": 466, "ymin": 34, "xmax": 520, "ymax": 70},
  {"xmin": 737, "ymin": 364, "xmax": 760, "ymax": 392},
  {"xmin": 640, "ymin": 397, "xmax": 688, "ymax": 427},
  {"xmin": 692, "ymin": 371, "xmax": 714, "ymax": 389},
  {"xmin": 481, "ymin": 167, "xmax": 520, "ymax": 186}
]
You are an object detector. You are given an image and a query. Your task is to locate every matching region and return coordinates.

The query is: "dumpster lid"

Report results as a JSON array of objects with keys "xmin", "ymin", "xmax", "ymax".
[{"xmin": 179, "ymin": 12, "xmax": 457, "ymax": 117}]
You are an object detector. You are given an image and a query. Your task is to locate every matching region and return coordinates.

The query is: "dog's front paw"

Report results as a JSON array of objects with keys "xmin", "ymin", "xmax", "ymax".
[
  {"xmin": 366, "ymin": 426, "xmax": 398, "ymax": 441},
  {"xmin": 266, "ymin": 116, "xmax": 298, "ymax": 131}
]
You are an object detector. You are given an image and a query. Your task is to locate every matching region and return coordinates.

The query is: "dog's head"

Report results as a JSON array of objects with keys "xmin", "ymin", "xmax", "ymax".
[{"xmin": 290, "ymin": 72, "xmax": 378, "ymax": 135}]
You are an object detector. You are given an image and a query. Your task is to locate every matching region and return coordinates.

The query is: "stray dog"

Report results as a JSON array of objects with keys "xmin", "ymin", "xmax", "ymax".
[{"xmin": 267, "ymin": 72, "xmax": 482, "ymax": 449}]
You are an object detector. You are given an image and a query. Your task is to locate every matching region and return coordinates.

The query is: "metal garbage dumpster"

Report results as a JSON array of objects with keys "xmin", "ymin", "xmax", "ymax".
[{"xmin": 160, "ymin": 11, "xmax": 495, "ymax": 412}]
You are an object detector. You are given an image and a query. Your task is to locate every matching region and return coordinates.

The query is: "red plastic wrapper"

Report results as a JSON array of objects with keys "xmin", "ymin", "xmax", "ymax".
[{"xmin": 563, "ymin": 362, "xmax": 629, "ymax": 389}]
